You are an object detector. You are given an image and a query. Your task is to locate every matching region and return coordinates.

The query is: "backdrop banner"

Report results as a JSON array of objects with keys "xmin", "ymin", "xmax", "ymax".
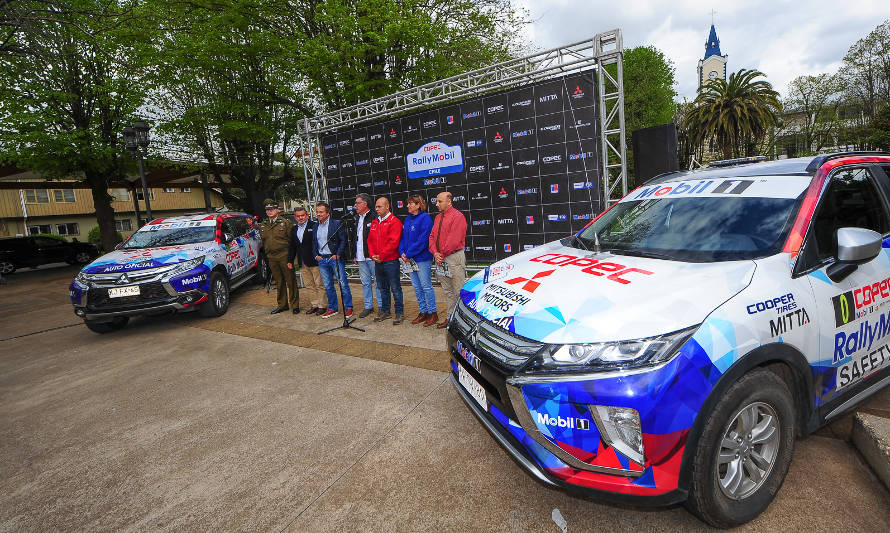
[{"xmin": 321, "ymin": 69, "xmax": 602, "ymax": 263}]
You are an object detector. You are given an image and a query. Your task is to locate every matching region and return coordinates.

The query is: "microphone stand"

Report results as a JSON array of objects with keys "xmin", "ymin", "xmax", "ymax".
[{"xmin": 319, "ymin": 211, "xmax": 364, "ymax": 335}]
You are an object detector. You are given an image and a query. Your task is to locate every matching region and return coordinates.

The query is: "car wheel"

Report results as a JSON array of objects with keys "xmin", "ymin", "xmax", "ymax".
[
  {"xmin": 0, "ymin": 260, "xmax": 15, "ymax": 274},
  {"xmin": 254, "ymin": 253, "xmax": 270, "ymax": 285},
  {"xmin": 200, "ymin": 271, "xmax": 229, "ymax": 317},
  {"xmin": 685, "ymin": 369, "xmax": 795, "ymax": 528},
  {"xmin": 74, "ymin": 251, "xmax": 93, "ymax": 264},
  {"xmin": 84, "ymin": 316, "xmax": 129, "ymax": 334}
]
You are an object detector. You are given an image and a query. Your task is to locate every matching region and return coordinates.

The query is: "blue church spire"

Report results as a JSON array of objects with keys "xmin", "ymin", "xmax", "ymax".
[{"xmin": 704, "ymin": 25, "xmax": 722, "ymax": 59}]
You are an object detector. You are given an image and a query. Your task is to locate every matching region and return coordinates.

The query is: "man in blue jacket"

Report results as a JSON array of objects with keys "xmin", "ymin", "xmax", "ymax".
[{"xmin": 313, "ymin": 202, "xmax": 353, "ymax": 318}]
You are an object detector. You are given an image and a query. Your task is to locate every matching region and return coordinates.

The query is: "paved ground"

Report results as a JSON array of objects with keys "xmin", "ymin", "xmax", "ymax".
[{"xmin": 1, "ymin": 264, "xmax": 889, "ymax": 532}]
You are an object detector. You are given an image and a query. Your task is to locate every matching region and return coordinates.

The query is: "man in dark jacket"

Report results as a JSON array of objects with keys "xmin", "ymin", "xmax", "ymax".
[
  {"xmin": 312, "ymin": 202, "xmax": 353, "ymax": 318},
  {"xmin": 350, "ymin": 193, "xmax": 380, "ymax": 318},
  {"xmin": 287, "ymin": 206, "xmax": 327, "ymax": 315}
]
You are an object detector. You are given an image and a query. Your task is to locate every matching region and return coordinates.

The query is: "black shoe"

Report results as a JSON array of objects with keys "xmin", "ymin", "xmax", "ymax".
[
  {"xmin": 373, "ymin": 311, "xmax": 392, "ymax": 322},
  {"xmin": 292, "ymin": 308, "xmax": 301, "ymax": 314},
  {"xmin": 270, "ymin": 307, "xmax": 287, "ymax": 314}
]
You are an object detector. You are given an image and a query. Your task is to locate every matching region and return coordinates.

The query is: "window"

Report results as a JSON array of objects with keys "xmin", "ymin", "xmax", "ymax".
[
  {"xmin": 135, "ymin": 189, "xmax": 155, "ymax": 201},
  {"xmin": 163, "ymin": 188, "xmax": 175, "ymax": 193},
  {"xmin": 808, "ymin": 168, "xmax": 890, "ymax": 263},
  {"xmin": 111, "ymin": 188, "xmax": 129, "ymax": 202},
  {"xmin": 180, "ymin": 187, "xmax": 191, "ymax": 193},
  {"xmin": 24, "ymin": 189, "xmax": 50, "ymax": 204},
  {"xmin": 56, "ymin": 223, "xmax": 80, "ymax": 236},
  {"xmin": 52, "ymin": 189, "xmax": 76, "ymax": 203},
  {"xmin": 115, "ymin": 219, "xmax": 133, "ymax": 232},
  {"xmin": 27, "ymin": 224, "xmax": 52, "ymax": 235}
]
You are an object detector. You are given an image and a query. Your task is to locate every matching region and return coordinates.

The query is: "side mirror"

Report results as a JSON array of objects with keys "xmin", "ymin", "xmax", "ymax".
[
  {"xmin": 223, "ymin": 232, "xmax": 234, "ymax": 242},
  {"xmin": 827, "ymin": 227, "xmax": 883, "ymax": 282}
]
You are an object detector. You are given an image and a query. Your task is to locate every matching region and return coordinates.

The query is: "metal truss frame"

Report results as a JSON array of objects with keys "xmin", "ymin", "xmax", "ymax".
[{"xmin": 298, "ymin": 29, "xmax": 626, "ymax": 208}]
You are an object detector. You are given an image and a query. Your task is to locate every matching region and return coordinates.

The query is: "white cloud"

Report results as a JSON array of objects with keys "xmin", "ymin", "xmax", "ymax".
[{"xmin": 518, "ymin": 0, "xmax": 890, "ymax": 99}]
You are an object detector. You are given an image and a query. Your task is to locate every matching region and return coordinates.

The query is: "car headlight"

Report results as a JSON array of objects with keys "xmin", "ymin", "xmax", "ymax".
[
  {"xmin": 539, "ymin": 325, "xmax": 698, "ymax": 371},
  {"xmin": 75, "ymin": 271, "xmax": 88, "ymax": 283},
  {"xmin": 161, "ymin": 256, "xmax": 205, "ymax": 280}
]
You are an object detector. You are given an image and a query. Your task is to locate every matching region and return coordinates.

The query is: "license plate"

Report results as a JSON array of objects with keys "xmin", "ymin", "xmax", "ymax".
[
  {"xmin": 108, "ymin": 286, "xmax": 140, "ymax": 298},
  {"xmin": 458, "ymin": 364, "xmax": 487, "ymax": 411}
]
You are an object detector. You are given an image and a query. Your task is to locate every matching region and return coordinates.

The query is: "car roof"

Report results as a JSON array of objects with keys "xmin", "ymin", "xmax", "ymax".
[
  {"xmin": 646, "ymin": 152, "xmax": 890, "ymax": 185},
  {"xmin": 148, "ymin": 213, "xmax": 248, "ymax": 225}
]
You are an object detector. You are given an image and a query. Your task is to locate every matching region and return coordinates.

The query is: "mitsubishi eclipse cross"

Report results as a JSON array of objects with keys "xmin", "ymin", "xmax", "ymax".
[
  {"xmin": 70, "ymin": 213, "xmax": 267, "ymax": 333},
  {"xmin": 448, "ymin": 153, "xmax": 890, "ymax": 527}
]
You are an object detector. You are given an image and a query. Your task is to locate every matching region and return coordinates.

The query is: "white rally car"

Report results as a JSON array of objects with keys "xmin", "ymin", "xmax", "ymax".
[
  {"xmin": 449, "ymin": 153, "xmax": 890, "ymax": 527},
  {"xmin": 70, "ymin": 213, "xmax": 268, "ymax": 333}
]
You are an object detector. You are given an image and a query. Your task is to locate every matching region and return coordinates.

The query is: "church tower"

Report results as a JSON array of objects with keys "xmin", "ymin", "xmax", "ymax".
[{"xmin": 697, "ymin": 24, "xmax": 728, "ymax": 90}]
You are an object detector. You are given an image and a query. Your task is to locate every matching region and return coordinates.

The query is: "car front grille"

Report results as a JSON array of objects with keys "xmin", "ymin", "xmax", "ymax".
[
  {"xmin": 87, "ymin": 282, "xmax": 175, "ymax": 311},
  {"xmin": 452, "ymin": 300, "xmax": 544, "ymax": 369}
]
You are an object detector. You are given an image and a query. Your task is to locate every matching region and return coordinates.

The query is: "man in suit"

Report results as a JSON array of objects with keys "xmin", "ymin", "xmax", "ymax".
[
  {"xmin": 287, "ymin": 206, "xmax": 327, "ymax": 315},
  {"xmin": 351, "ymin": 193, "xmax": 380, "ymax": 318},
  {"xmin": 312, "ymin": 201, "xmax": 353, "ymax": 318}
]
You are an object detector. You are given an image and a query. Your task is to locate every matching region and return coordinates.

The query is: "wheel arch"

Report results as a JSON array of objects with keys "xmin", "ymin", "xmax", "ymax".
[{"xmin": 676, "ymin": 342, "xmax": 814, "ymax": 493}]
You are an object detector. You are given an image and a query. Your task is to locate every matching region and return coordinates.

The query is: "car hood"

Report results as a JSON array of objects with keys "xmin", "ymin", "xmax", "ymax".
[
  {"xmin": 459, "ymin": 240, "xmax": 756, "ymax": 343},
  {"xmin": 81, "ymin": 243, "xmax": 213, "ymax": 274}
]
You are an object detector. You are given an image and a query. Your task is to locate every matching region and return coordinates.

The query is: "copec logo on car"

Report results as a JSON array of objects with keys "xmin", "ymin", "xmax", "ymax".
[{"xmin": 406, "ymin": 141, "xmax": 464, "ymax": 178}]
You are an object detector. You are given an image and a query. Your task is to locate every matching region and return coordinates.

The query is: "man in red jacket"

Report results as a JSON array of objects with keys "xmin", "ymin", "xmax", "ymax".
[
  {"xmin": 429, "ymin": 191, "xmax": 467, "ymax": 328},
  {"xmin": 368, "ymin": 196, "xmax": 405, "ymax": 324}
]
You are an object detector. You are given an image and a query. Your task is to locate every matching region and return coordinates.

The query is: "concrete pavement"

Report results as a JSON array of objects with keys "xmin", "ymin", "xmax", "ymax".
[{"xmin": 1, "ymin": 264, "xmax": 889, "ymax": 531}]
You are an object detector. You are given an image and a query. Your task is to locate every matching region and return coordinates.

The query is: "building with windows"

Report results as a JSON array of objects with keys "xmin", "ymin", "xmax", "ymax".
[
  {"xmin": 697, "ymin": 24, "xmax": 728, "ymax": 90},
  {"xmin": 0, "ymin": 179, "xmax": 225, "ymax": 239}
]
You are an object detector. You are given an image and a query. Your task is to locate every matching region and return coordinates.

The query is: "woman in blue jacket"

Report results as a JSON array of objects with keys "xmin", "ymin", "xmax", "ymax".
[{"xmin": 399, "ymin": 194, "xmax": 437, "ymax": 326}]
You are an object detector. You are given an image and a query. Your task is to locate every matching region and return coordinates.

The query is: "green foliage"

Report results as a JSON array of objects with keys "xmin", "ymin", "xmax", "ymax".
[
  {"xmin": 781, "ymin": 73, "xmax": 844, "ymax": 153},
  {"xmin": 33, "ymin": 233, "xmax": 68, "ymax": 242},
  {"xmin": 88, "ymin": 225, "xmax": 122, "ymax": 249},
  {"xmin": 687, "ymin": 69, "xmax": 781, "ymax": 159},
  {"xmin": 871, "ymin": 105, "xmax": 890, "ymax": 150}
]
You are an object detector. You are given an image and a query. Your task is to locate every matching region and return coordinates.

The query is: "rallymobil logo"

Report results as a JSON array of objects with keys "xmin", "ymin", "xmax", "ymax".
[
  {"xmin": 407, "ymin": 141, "xmax": 463, "ymax": 178},
  {"xmin": 536, "ymin": 412, "xmax": 590, "ymax": 430}
]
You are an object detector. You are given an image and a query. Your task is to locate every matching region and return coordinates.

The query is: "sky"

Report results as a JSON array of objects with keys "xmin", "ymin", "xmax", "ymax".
[{"xmin": 515, "ymin": 0, "xmax": 890, "ymax": 100}]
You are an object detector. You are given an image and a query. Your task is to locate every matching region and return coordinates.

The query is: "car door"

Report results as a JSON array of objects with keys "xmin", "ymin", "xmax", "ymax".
[
  {"xmin": 33, "ymin": 237, "xmax": 69, "ymax": 265},
  {"xmin": 800, "ymin": 165, "xmax": 890, "ymax": 414},
  {"xmin": 221, "ymin": 217, "xmax": 250, "ymax": 277}
]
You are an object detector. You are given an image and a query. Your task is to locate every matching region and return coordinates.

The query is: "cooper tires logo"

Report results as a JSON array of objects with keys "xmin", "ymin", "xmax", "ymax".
[{"xmin": 833, "ymin": 291, "xmax": 855, "ymax": 326}]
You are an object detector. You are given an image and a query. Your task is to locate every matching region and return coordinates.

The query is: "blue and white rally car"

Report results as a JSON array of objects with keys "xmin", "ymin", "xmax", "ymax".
[
  {"xmin": 70, "ymin": 213, "xmax": 268, "ymax": 333},
  {"xmin": 449, "ymin": 153, "xmax": 890, "ymax": 527}
]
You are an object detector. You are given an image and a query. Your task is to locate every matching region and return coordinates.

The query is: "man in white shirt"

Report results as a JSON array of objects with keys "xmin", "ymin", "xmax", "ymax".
[{"xmin": 352, "ymin": 193, "xmax": 380, "ymax": 318}]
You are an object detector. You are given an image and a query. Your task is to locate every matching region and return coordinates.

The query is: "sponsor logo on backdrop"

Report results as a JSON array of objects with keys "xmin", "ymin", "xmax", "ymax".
[
  {"xmin": 539, "ymin": 93, "xmax": 558, "ymax": 103},
  {"xmin": 517, "ymin": 188, "xmax": 538, "ymax": 195},
  {"xmin": 523, "ymin": 244, "xmax": 536, "ymax": 250},
  {"xmin": 389, "ymin": 153, "xmax": 401, "ymax": 161},
  {"xmin": 498, "ymin": 187, "xmax": 508, "ymax": 199},
  {"xmin": 389, "ymin": 127, "xmax": 397, "ymax": 137},
  {"xmin": 516, "ymin": 160, "xmax": 536, "ymax": 167},
  {"xmin": 339, "ymin": 140, "xmax": 350, "ymax": 146},
  {"xmin": 512, "ymin": 99, "xmax": 531, "ymax": 107},
  {"xmin": 497, "ymin": 218, "xmax": 514, "ymax": 224},
  {"xmin": 525, "ymin": 215, "xmax": 535, "ymax": 224},
  {"xmin": 359, "ymin": 182, "xmax": 371, "ymax": 188},
  {"xmin": 329, "ymin": 186, "xmax": 342, "ymax": 192},
  {"xmin": 550, "ymin": 184, "xmax": 559, "ymax": 193},
  {"xmin": 487, "ymin": 105, "xmax": 504, "ymax": 113},
  {"xmin": 571, "ymin": 119, "xmax": 592, "ymax": 128},
  {"xmin": 569, "ymin": 152, "xmax": 595, "ymax": 160},
  {"xmin": 370, "ymin": 133, "xmax": 383, "ymax": 141},
  {"xmin": 476, "ymin": 246, "xmax": 493, "ymax": 251},
  {"xmin": 424, "ymin": 177, "xmax": 446, "ymax": 186},
  {"xmin": 341, "ymin": 162, "xmax": 353, "ymax": 168},
  {"xmin": 504, "ymin": 244, "xmax": 512, "ymax": 252},
  {"xmin": 466, "ymin": 139, "xmax": 483, "ymax": 148},
  {"xmin": 356, "ymin": 159, "xmax": 368, "ymax": 166},
  {"xmin": 447, "ymin": 115, "xmax": 454, "ymax": 124},
  {"xmin": 493, "ymin": 162, "xmax": 509, "ymax": 170},
  {"xmin": 493, "ymin": 131, "xmax": 503, "ymax": 143},
  {"xmin": 472, "ymin": 191, "xmax": 488, "ymax": 200},
  {"xmin": 572, "ymin": 85, "xmax": 585, "ymax": 98},
  {"xmin": 423, "ymin": 120, "xmax": 437, "ymax": 128},
  {"xmin": 463, "ymin": 111, "xmax": 481, "ymax": 119},
  {"xmin": 572, "ymin": 213, "xmax": 593, "ymax": 221},
  {"xmin": 452, "ymin": 195, "xmax": 466, "ymax": 202},
  {"xmin": 327, "ymin": 164, "xmax": 337, "ymax": 170},
  {"xmin": 405, "ymin": 125, "xmax": 418, "ymax": 134},
  {"xmin": 372, "ymin": 156, "xmax": 385, "ymax": 164},
  {"xmin": 324, "ymin": 143, "xmax": 336, "ymax": 150},
  {"xmin": 472, "ymin": 219, "xmax": 491, "ymax": 226},
  {"xmin": 547, "ymin": 214, "xmax": 567, "ymax": 222},
  {"xmin": 394, "ymin": 176, "xmax": 402, "ymax": 184},
  {"xmin": 374, "ymin": 180, "xmax": 386, "ymax": 186},
  {"xmin": 540, "ymin": 124, "xmax": 561, "ymax": 132},
  {"xmin": 512, "ymin": 129, "xmax": 533, "ymax": 138},
  {"xmin": 354, "ymin": 135, "xmax": 367, "ymax": 142},
  {"xmin": 469, "ymin": 165, "xmax": 486, "ymax": 173},
  {"xmin": 542, "ymin": 155, "xmax": 563, "ymax": 163},
  {"xmin": 573, "ymin": 181, "xmax": 594, "ymax": 189}
]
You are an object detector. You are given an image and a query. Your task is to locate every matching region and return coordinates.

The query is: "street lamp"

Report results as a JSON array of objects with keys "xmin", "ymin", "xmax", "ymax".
[{"xmin": 123, "ymin": 121, "xmax": 152, "ymax": 220}]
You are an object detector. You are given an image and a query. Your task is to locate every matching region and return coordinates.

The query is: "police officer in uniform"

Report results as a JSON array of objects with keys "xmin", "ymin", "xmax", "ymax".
[{"xmin": 259, "ymin": 199, "xmax": 298, "ymax": 314}]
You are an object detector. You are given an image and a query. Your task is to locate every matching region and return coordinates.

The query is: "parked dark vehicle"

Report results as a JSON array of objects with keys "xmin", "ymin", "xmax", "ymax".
[{"xmin": 0, "ymin": 236, "xmax": 99, "ymax": 274}]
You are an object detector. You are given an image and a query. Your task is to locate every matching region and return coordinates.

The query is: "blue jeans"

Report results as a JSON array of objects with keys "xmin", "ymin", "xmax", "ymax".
[
  {"xmin": 356, "ymin": 259, "xmax": 381, "ymax": 310},
  {"xmin": 407, "ymin": 259, "xmax": 436, "ymax": 314},
  {"xmin": 375, "ymin": 259, "xmax": 403, "ymax": 315},
  {"xmin": 318, "ymin": 257, "xmax": 353, "ymax": 311}
]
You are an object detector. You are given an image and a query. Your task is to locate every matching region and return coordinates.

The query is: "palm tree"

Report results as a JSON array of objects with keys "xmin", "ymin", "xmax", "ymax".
[{"xmin": 686, "ymin": 69, "xmax": 782, "ymax": 159}]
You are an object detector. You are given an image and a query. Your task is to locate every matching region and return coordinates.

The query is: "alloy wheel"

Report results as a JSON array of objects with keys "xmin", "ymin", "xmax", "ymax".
[{"xmin": 716, "ymin": 401, "xmax": 780, "ymax": 500}]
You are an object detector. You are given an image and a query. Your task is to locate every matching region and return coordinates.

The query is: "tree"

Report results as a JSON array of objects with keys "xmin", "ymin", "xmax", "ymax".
[
  {"xmin": 871, "ymin": 105, "xmax": 890, "ymax": 150},
  {"xmin": 783, "ymin": 73, "xmax": 844, "ymax": 153},
  {"xmin": 686, "ymin": 69, "xmax": 781, "ymax": 159},
  {"xmin": 621, "ymin": 45, "xmax": 677, "ymax": 183},
  {"xmin": 0, "ymin": 0, "xmax": 152, "ymax": 251}
]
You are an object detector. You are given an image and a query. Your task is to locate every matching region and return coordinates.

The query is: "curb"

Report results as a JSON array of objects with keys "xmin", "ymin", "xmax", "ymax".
[{"xmin": 852, "ymin": 412, "xmax": 890, "ymax": 491}]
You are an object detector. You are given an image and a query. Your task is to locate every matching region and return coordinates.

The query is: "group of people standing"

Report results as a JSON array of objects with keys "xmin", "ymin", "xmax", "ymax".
[{"xmin": 254, "ymin": 191, "xmax": 467, "ymax": 330}]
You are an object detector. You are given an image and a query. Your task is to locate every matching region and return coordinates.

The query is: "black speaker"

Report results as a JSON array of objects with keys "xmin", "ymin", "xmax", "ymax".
[{"xmin": 632, "ymin": 123, "xmax": 679, "ymax": 182}]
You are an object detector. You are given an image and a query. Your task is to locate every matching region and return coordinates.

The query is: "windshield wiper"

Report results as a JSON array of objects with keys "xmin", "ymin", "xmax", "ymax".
[
  {"xmin": 572, "ymin": 234, "xmax": 590, "ymax": 251},
  {"xmin": 608, "ymin": 248, "xmax": 675, "ymax": 261}
]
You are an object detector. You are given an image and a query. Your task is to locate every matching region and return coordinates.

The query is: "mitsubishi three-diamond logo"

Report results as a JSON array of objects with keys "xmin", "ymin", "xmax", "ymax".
[{"xmin": 503, "ymin": 269, "xmax": 555, "ymax": 293}]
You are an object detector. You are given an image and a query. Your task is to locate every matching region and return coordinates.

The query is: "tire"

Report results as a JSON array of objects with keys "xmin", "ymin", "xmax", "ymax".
[
  {"xmin": 200, "ymin": 271, "xmax": 230, "ymax": 317},
  {"xmin": 254, "ymin": 253, "xmax": 270, "ymax": 285},
  {"xmin": 0, "ymin": 260, "xmax": 15, "ymax": 275},
  {"xmin": 84, "ymin": 316, "xmax": 129, "ymax": 334},
  {"xmin": 74, "ymin": 251, "xmax": 94, "ymax": 264},
  {"xmin": 685, "ymin": 369, "xmax": 795, "ymax": 528}
]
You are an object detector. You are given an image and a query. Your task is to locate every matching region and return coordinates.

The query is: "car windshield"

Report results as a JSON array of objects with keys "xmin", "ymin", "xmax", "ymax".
[
  {"xmin": 575, "ymin": 178, "xmax": 808, "ymax": 262},
  {"xmin": 122, "ymin": 226, "xmax": 215, "ymax": 249}
]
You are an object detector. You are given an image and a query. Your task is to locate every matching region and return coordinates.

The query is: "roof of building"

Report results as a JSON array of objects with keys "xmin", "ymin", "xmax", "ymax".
[{"xmin": 704, "ymin": 24, "xmax": 723, "ymax": 59}]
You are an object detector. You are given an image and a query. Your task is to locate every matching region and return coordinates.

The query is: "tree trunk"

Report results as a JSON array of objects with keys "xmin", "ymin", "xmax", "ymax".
[{"xmin": 87, "ymin": 176, "xmax": 120, "ymax": 252}]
